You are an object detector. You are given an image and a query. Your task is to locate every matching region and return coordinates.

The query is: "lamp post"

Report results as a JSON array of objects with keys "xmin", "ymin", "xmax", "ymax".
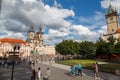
[{"xmin": 11, "ymin": 45, "xmax": 20, "ymax": 80}]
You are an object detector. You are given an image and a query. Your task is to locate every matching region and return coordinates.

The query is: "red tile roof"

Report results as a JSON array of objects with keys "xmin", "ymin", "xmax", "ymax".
[
  {"xmin": 117, "ymin": 28, "xmax": 120, "ymax": 33},
  {"xmin": 0, "ymin": 38, "xmax": 26, "ymax": 45}
]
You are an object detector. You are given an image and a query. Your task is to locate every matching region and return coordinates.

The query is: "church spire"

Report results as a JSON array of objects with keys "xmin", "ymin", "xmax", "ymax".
[
  {"xmin": 39, "ymin": 25, "xmax": 42, "ymax": 33},
  {"xmin": 29, "ymin": 24, "xmax": 34, "ymax": 32},
  {"xmin": 106, "ymin": 4, "xmax": 116, "ymax": 15},
  {"xmin": 37, "ymin": 24, "xmax": 43, "ymax": 34}
]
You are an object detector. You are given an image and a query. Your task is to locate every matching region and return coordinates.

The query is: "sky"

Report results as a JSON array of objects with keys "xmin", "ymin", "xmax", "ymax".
[{"xmin": 0, "ymin": 0, "xmax": 120, "ymax": 45}]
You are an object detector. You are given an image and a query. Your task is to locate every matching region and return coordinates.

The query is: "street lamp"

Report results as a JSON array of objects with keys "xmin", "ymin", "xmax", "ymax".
[{"xmin": 11, "ymin": 45, "xmax": 20, "ymax": 80}]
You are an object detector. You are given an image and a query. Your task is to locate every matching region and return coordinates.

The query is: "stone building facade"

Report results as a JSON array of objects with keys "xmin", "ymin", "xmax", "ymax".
[
  {"xmin": 101, "ymin": 4, "xmax": 120, "ymax": 41},
  {"xmin": 26, "ymin": 25, "xmax": 43, "ymax": 47},
  {"xmin": 26, "ymin": 25, "xmax": 56, "ymax": 55}
]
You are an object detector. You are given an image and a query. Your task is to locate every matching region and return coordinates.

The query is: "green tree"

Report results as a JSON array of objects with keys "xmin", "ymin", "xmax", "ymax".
[
  {"xmin": 79, "ymin": 41, "xmax": 96, "ymax": 58},
  {"xmin": 96, "ymin": 36, "xmax": 116, "ymax": 55},
  {"xmin": 107, "ymin": 35, "xmax": 116, "ymax": 54},
  {"xmin": 107, "ymin": 35, "xmax": 116, "ymax": 45},
  {"xmin": 55, "ymin": 40, "xmax": 80, "ymax": 55},
  {"xmin": 96, "ymin": 38, "xmax": 108, "ymax": 55},
  {"xmin": 115, "ymin": 41, "xmax": 120, "ymax": 54}
]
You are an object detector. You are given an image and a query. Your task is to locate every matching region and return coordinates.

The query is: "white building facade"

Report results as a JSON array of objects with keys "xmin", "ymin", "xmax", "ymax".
[
  {"xmin": 0, "ymin": 38, "xmax": 31, "ymax": 57},
  {"xmin": 0, "ymin": 26, "xmax": 56, "ymax": 57}
]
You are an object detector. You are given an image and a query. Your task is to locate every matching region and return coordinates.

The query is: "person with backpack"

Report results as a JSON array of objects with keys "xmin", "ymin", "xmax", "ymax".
[{"xmin": 77, "ymin": 64, "xmax": 82, "ymax": 76}]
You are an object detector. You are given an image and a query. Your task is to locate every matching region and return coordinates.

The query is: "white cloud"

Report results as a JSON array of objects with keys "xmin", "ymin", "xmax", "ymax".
[
  {"xmin": 49, "ymin": 29, "xmax": 68, "ymax": 38},
  {"xmin": 0, "ymin": 31, "xmax": 26, "ymax": 40},
  {"xmin": 101, "ymin": 0, "xmax": 120, "ymax": 13},
  {"xmin": 43, "ymin": 27, "xmax": 70, "ymax": 44},
  {"xmin": 54, "ymin": 0, "xmax": 62, "ymax": 8},
  {"xmin": 0, "ymin": 0, "xmax": 108, "ymax": 45},
  {"xmin": 43, "ymin": 24, "xmax": 107, "ymax": 45},
  {"xmin": 79, "ymin": 11, "xmax": 105, "ymax": 28},
  {"xmin": 0, "ymin": 0, "xmax": 75, "ymax": 45},
  {"xmin": 0, "ymin": 18, "xmax": 26, "ymax": 39},
  {"xmin": 71, "ymin": 25, "xmax": 99, "ymax": 41},
  {"xmin": 23, "ymin": 0, "xmax": 36, "ymax": 2},
  {"xmin": 1, "ymin": 0, "xmax": 74, "ymax": 29},
  {"xmin": 97, "ymin": 26, "xmax": 107, "ymax": 35}
]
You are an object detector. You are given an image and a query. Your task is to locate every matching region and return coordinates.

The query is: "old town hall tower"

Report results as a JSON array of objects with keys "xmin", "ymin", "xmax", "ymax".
[
  {"xmin": 101, "ymin": 4, "xmax": 120, "ymax": 41},
  {"xmin": 105, "ymin": 4, "xmax": 119, "ymax": 34}
]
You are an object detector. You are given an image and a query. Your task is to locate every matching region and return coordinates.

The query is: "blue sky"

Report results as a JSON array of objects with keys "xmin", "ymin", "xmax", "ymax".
[
  {"xmin": 0, "ymin": 0, "xmax": 120, "ymax": 45},
  {"xmin": 43, "ymin": 0, "xmax": 105, "ymax": 16}
]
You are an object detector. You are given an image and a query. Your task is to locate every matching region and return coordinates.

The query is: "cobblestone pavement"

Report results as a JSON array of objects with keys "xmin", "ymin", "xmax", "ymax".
[
  {"xmin": 34, "ymin": 62, "xmax": 97, "ymax": 80},
  {"xmin": 0, "ymin": 61, "xmax": 119, "ymax": 80},
  {"xmin": 0, "ymin": 62, "xmax": 32, "ymax": 80},
  {"xmin": 34, "ymin": 62, "xmax": 120, "ymax": 80},
  {"xmin": 82, "ymin": 69, "xmax": 120, "ymax": 80}
]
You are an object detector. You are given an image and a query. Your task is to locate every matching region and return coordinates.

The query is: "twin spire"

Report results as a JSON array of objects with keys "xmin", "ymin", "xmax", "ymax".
[{"xmin": 29, "ymin": 25, "xmax": 43, "ymax": 33}]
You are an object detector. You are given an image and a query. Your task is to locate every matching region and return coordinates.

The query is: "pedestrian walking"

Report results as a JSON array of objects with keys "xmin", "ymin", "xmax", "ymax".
[
  {"xmin": 38, "ymin": 67, "xmax": 42, "ymax": 80},
  {"xmin": 2, "ymin": 59, "xmax": 5, "ymax": 67},
  {"xmin": 70, "ymin": 65, "xmax": 75, "ymax": 77},
  {"xmin": 77, "ymin": 64, "xmax": 82, "ymax": 76},
  {"xmin": 46, "ymin": 68, "xmax": 51, "ymax": 78},
  {"xmin": 73, "ymin": 63, "xmax": 77, "ymax": 76},
  {"xmin": 95, "ymin": 62, "xmax": 100, "ymax": 79},
  {"xmin": 31, "ymin": 69, "xmax": 36, "ymax": 80},
  {"xmin": 92, "ymin": 62, "xmax": 99, "ymax": 79},
  {"xmin": 29, "ymin": 61, "xmax": 31, "ymax": 65}
]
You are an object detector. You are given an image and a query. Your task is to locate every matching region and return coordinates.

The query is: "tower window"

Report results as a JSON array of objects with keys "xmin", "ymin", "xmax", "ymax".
[
  {"xmin": 112, "ymin": 29, "xmax": 114, "ymax": 31},
  {"xmin": 109, "ymin": 16, "xmax": 113, "ymax": 20}
]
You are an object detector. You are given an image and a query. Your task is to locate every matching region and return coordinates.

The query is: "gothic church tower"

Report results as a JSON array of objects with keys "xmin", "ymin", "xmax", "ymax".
[
  {"xmin": 37, "ymin": 25, "xmax": 43, "ymax": 46},
  {"xmin": 28, "ymin": 25, "xmax": 35, "ymax": 40},
  {"xmin": 27, "ymin": 25, "xmax": 44, "ymax": 47}
]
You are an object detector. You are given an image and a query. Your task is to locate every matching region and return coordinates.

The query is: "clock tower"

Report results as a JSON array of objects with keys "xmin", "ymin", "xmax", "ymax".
[{"xmin": 105, "ymin": 4, "xmax": 119, "ymax": 34}]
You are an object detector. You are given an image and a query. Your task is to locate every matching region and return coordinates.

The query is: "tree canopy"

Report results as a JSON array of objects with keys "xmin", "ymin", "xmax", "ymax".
[
  {"xmin": 79, "ymin": 41, "xmax": 96, "ymax": 58},
  {"xmin": 55, "ymin": 36, "xmax": 120, "ymax": 59},
  {"xmin": 55, "ymin": 40, "xmax": 80, "ymax": 55}
]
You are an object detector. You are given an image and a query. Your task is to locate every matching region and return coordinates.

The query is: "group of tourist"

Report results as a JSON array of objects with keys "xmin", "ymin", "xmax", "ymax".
[
  {"xmin": 70, "ymin": 63, "xmax": 82, "ymax": 77},
  {"xmin": 0, "ymin": 58, "xmax": 8, "ymax": 68},
  {"xmin": 0, "ymin": 58, "xmax": 21, "ymax": 69},
  {"xmin": 70, "ymin": 62, "xmax": 100, "ymax": 79},
  {"xmin": 28, "ymin": 55, "xmax": 101, "ymax": 80},
  {"xmin": 28, "ymin": 55, "xmax": 52, "ymax": 80},
  {"xmin": 28, "ymin": 55, "xmax": 55, "ymax": 65},
  {"xmin": 31, "ymin": 67, "xmax": 51, "ymax": 80}
]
